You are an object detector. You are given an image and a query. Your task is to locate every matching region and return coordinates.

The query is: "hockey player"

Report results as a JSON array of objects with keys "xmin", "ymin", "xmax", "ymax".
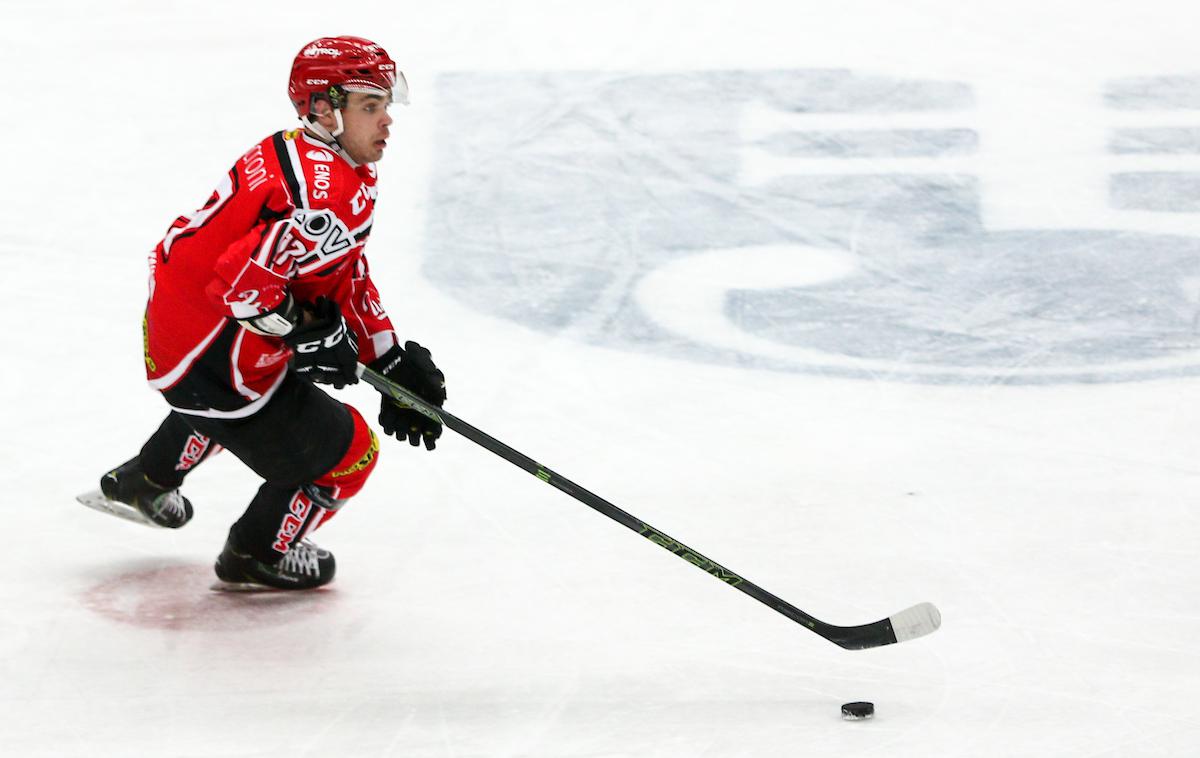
[{"xmin": 82, "ymin": 36, "xmax": 446, "ymax": 590}]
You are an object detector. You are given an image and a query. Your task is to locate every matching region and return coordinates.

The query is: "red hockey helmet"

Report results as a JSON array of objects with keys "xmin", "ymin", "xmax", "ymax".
[{"xmin": 288, "ymin": 36, "xmax": 408, "ymax": 118}]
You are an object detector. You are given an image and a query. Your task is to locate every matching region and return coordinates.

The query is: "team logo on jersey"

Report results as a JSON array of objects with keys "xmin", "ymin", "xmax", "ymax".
[
  {"xmin": 275, "ymin": 209, "xmax": 355, "ymax": 274},
  {"xmin": 306, "ymin": 149, "xmax": 335, "ymax": 163},
  {"xmin": 254, "ymin": 347, "xmax": 290, "ymax": 369}
]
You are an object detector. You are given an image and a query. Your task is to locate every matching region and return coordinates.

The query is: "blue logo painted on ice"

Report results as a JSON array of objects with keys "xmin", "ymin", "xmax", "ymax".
[{"xmin": 425, "ymin": 71, "xmax": 1200, "ymax": 384}]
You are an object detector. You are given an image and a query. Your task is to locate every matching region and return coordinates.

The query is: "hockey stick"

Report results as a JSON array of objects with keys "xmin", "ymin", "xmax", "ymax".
[{"xmin": 358, "ymin": 364, "xmax": 940, "ymax": 650}]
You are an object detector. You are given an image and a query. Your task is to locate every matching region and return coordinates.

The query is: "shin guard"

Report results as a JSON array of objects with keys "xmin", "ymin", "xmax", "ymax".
[
  {"xmin": 233, "ymin": 482, "xmax": 339, "ymax": 563},
  {"xmin": 313, "ymin": 405, "xmax": 380, "ymax": 501},
  {"xmin": 309, "ymin": 405, "xmax": 379, "ymax": 530}
]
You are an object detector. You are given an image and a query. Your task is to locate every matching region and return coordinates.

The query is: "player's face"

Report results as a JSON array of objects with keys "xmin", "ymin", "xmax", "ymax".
[{"xmin": 338, "ymin": 93, "xmax": 393, "ymax": 164}]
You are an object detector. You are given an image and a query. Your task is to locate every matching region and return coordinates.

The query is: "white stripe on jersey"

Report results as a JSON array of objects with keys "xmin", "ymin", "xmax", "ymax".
[
  {"xmin": 167, "ymin": 368, "xmax": 288, "ymax": 420},
  {"xmin": 283, "ymin": 136, "xmax": 310, "ymax": 210},
  {"xmin": 370, "ymin": 330, "xmax": 399, "ymax": 359},
  {"xmin": 346, "ymin": 215, "xmax": 372, "ymax": 240},
  {"xmin": 252, "ymin": 219, "xmax": 290, "ymax": 269},
  {"xmin": 230, "ymin": 329, "xmax": 263, "ymax": 402}
]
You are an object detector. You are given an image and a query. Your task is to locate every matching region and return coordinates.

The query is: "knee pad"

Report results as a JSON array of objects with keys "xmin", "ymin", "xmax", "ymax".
[{"xmin": 312, "ymin": 404, "xmax": 379, "ymax": 500}]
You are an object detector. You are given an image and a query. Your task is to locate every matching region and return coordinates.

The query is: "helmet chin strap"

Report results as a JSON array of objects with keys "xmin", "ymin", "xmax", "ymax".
[{"xmin": 301, "ymin": 110, "xmax": 361, "ymax": 168}]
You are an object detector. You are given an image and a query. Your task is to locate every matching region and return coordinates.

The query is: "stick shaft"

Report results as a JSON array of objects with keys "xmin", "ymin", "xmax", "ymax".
[{"xmin": 359, "ymin": 365, "xmax": 921, "ymax": 649}]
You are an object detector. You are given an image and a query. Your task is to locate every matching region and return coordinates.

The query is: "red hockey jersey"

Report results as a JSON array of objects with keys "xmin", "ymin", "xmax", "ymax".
[{"xmin": 143, "ymin": 129, "xmax": 398, "ymax": 418}]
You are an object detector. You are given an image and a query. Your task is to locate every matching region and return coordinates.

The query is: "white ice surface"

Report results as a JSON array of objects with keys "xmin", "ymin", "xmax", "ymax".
[{"xmin": 4, "ymin": 1, "xmax": 1200, "ymax": 756}]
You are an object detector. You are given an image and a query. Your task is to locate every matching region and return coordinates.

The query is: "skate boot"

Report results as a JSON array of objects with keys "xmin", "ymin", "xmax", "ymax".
[
  {"xmin": 213, "ymin": 530, "xmax": 336, "ymax": 590},
  {"xmin": 98, "ymin": 457, "xmax": 194, "ymax": 529}
]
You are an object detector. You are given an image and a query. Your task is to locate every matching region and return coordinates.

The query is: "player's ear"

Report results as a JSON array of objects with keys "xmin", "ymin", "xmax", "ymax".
[{"xmin": 311, "ymin": 99, "xmax": 336, "ymax": 129}]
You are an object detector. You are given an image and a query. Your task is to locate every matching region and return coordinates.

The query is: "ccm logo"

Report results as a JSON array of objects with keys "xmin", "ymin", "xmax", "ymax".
[
  {"xmin": 294, "ymin": 325, "xmax": 348, "ymax": 353},
  {"xmin": 272, "ymin": 490, "xmax": 315, "ymax": 554}
]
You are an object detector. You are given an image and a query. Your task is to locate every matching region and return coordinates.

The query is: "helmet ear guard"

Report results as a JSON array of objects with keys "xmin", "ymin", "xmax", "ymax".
[
  {"xmin": 302, "ymin": 85, "xmax": 348, "ymax": 131},
  {"xmin": 303, "ymin": 105, "xmax": 348, "ymax": 141}
]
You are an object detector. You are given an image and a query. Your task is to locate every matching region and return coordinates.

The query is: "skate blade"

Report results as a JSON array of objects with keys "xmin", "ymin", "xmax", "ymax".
[
  {"xmin": 209, "ymin": 580, "xmax": 330, "ymax": 593},
  {"xmin": 75, "ymin": 489, "xmax": 161, "ymax": 529},
  {"xmin": 209, "ymin": 580, "xmax": 287, "ymax": 593}
]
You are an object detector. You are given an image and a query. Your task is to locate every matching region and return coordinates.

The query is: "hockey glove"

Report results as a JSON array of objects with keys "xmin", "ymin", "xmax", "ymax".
[
  {"xmin": 284, "ymin": 297, "xmax": 360, "ymax": 389},
  {"xmin": 371, "ymin": 341, "xmax": 447, "ymax": 450}
]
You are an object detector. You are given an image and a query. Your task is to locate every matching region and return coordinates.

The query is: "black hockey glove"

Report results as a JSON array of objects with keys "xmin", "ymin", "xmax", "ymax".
[
  {"xmin": 371, "ymin": 341, "xmax": 447, "ymax": 450},
  {"xmin": 284, "ymin": 297, "xmax": 360, "ymax": 389}
]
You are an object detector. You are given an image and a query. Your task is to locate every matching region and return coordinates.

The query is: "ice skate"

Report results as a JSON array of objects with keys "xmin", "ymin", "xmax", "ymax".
[
  {"xmin": 212, "ymin": 531, "xmax": 336, "ymax": 591},
  {"xmin": 76, "ymin": 458, "xmax": 194, "ymax": 529}
]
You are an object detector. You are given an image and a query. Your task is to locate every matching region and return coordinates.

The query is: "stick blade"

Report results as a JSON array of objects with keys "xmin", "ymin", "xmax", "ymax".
[
  {"xmin": 890, "ymin": 601, "xmax": 942, "ymax": 643},
  {"xmin": 821, "ymin": 601, "xmax": 941, "ymax": 649}
]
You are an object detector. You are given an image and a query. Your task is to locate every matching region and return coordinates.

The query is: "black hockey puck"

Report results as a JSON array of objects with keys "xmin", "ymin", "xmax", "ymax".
[{"xmin": 841, "ymin": 701, "xmax": 874, "ymax": 720}]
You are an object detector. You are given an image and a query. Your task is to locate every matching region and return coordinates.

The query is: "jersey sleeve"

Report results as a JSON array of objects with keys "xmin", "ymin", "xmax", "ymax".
[
  {"xmin": 340, "ymin": 253, "xmax": 398, "ymax": 363},
  {"xmin": 204, "ymin": 218, "xmax": 295, "ymax": 320}
]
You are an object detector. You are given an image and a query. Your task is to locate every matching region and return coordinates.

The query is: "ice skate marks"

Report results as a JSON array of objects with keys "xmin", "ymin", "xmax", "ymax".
[{"xmin": 427, "ymin": 70, "xmax": 1200, "ymax": 384}]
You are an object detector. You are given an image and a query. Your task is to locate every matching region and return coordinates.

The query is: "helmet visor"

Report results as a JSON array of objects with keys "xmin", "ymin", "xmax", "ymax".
[{"xmin": 342, "ymin": 69, "xmax": 409, "ymax": 106}]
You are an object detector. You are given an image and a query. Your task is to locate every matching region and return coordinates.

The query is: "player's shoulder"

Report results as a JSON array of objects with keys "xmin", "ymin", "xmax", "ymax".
[
  {"xmin": 228, "ymin": 131, "xmax": 289, "ymax": 196},
  {"xmin": 272, "ymin": 130, "xmax": 364, "ymax": 210}
]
